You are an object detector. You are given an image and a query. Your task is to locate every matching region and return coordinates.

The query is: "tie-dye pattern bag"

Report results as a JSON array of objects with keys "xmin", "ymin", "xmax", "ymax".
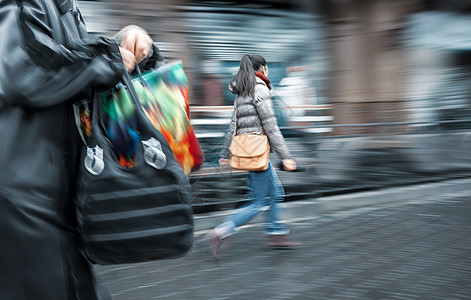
[{"xmin": 132, "ymin": 61, "xmax": 203, "ymax": 175}]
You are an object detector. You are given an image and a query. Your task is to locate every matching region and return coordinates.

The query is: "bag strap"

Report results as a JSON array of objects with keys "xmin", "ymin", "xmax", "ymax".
[
  {"xmin": 232, "ymin": 103, "xmax": 238, "ymax": 137},
  {"xmin": 121, "ymin": 71, "xmax": 157, "ymax": 138}
]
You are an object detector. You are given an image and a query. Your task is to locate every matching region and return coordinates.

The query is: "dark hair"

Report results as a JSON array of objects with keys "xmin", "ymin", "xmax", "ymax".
[{"xmin": 229, "ymin": 54, "xmax": 267, "ymax": 97}]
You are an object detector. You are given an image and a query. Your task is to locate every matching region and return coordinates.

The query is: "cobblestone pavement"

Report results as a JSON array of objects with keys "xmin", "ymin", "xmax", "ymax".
[{"xmin": 95, "ymin": 187, "xmax": 471, "ymax": 300}]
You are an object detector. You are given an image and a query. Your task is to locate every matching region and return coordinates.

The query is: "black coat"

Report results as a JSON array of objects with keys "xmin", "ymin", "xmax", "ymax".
[{"xmin": 0, "ymin": 0, "xmax": 153, "ymax": 299}]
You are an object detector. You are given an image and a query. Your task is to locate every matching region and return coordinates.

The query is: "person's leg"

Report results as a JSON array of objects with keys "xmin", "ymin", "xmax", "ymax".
[
  {"xmin": 208, "ymin": 167, "xmax": 270, "ymax": 259},
  {"xmin": 214, "ymin": 168, "xmax": 270, "ymax": 238},
  {"xmin": 264, "ymin": 162, "xmax": 302, "ymax": 249},
  {"xmin": 264, "ymin": 162, "xmax": 290, "ymax": 236},
  {"xmin": 0, "ymin": 196, "xmax": 107, "ymax": 300}
]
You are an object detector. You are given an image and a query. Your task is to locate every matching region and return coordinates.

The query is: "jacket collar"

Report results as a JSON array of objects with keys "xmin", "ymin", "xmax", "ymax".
[
  {"xmin": 55, "ymin": 0, "xmax": 72, "ymax": 14},
  {"xmin": 256, "ymin": 76, "xmax": 270, "ymax": 89},
  {"xmin": 255, "ymin": 71, "xmax": 271, "ymax": 90}
]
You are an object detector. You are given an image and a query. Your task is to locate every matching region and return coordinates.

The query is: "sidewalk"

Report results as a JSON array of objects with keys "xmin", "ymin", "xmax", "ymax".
[
  {"xmin": 94, "ymin": 177, "xmax": 471, "ymax": 300},
  {"xmin": 193, "ymin": 177, "xmax": 471, "ymax": 231},
  {"xmin": 93, "ymin": 132, "xmax": 471, "ymax": 299}
]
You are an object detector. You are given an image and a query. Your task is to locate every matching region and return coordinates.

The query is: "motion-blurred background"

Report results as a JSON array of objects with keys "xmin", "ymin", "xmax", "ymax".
[
  {"xmin": 80, "ymin": 0, "xmax": 471, "ymax": 129},
  {"xmin": 79, "ymin": 0, "xmax": 471, "ymax": 210}
]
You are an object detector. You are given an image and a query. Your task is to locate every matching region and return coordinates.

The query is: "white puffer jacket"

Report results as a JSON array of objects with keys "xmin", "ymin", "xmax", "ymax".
[{"xmin": 220, "ymin": 76, "xmax": 292, "ymax": 160}]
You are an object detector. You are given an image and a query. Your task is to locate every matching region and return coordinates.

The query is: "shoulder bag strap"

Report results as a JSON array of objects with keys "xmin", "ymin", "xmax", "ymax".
[
  {"xmin": 232, "ymin": 102, "xmax": 238, "ymax": 137},
  {"xmin": 251, "ymin": 84, "xmax": 266, "ymax": 136}
]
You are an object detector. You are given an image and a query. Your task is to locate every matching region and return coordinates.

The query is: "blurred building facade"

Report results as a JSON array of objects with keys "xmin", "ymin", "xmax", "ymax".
[
  {"xmin": 322, "ymin": 0, "xmax": 471, "ymax": 134},
  {"xmin": 79, "ymin": 0, "xmax": 471, "ymax": 135},
  {"xmin": 322, "ymin": 0, "xmax": 420, "ymax": 135}
]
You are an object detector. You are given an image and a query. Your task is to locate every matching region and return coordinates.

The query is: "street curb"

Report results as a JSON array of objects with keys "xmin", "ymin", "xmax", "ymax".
[{"xmin": 193, "ymin": 177, "xmax": 471, "ymax": 232}]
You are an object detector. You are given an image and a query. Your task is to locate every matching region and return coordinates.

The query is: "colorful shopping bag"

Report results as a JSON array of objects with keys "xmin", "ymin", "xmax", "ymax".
[
  {"xmin": 132, "ymin": 61, "xmax": 203, "ymax": 175},
  {"xmin": 101, "ymin": 86, "xmax": 141, "ymax": 168}
]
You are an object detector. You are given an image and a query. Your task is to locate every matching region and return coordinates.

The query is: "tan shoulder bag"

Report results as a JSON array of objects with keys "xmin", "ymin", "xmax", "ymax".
[{"xmin": 229, "ymin": 105, "xmax": 270, "ymax": 171}]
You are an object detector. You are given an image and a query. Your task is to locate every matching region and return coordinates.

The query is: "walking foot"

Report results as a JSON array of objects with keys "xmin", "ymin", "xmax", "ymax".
[
  {"xmin": 267, "ymin": 234, "xmax": 302, "ymax": 249},
  {"xmin": 206, "ymin": 230, "xmax": 225, "ymax": 260}
]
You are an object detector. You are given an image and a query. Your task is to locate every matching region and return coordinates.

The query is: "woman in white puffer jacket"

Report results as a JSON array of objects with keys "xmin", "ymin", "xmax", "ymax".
[{"xmin": 206, "ymin": 54, "xmax": 301, "ymax": 260}]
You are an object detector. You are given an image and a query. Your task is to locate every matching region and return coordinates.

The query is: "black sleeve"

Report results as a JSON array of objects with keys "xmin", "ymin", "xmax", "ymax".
[
  {"xmin": 140, "ymin": 43, "xmax": 166, "ymax": 71},
  {"xmin": 0, "ymin": 0, "xmax": 126, "ymax": 108}
]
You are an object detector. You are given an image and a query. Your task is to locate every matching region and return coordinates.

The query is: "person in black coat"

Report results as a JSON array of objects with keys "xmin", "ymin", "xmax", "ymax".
[{"xmin": 0, "ymin": 1, "xmax": 161, "ymax": 298}]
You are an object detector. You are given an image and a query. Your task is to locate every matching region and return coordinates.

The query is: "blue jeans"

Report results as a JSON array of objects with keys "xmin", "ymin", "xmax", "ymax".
[{"xmin": 215, "ymin": 162, "xmax": 289, "ymax": 238}]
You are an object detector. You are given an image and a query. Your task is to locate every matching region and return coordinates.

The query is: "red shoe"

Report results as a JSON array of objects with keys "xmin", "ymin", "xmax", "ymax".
[
  {"xmin": 267, "ymin": 234, "xmax": 302, "ymax": 249},
  {"xmin": 206, "ymin": 230, "xmax": 225, "ymax": 260}
]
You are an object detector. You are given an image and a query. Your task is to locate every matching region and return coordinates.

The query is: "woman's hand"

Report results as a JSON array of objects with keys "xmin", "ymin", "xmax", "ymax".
[
  {"xmin": 119, "ymin": 48, "xmax": 136, "ymax": 72},
  {"xmin": 281, "ymin": 159, "xmax": 296, "ymax": 171},
  {"xmin": 119, "ymin": 26, "xmax": 153, "ymax": 63},
  {"xmin": 219, "ymin": 158, "xmax": 230, "ymax": 167}
]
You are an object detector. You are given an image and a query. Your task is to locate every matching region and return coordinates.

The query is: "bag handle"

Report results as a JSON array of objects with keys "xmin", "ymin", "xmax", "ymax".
[
  {"xmin": 134, "ymin": 65, "xmax": 150, "ymax": 88},
  {"xmin": 121, "ymin": 71, "xmax": 176, "ymax": 169},
  {"xmin": 85, "ymin": 68, "xmax": 145, "ymax": 145},
  {"xmin": 121, "ymin": 70, "xmax": 167, "ymax": 140},
  {"xmin": 121, "ymin": 71, "xmax": 146, "ymax": 118},
  {"xmin": 232, "ymin": 104, "xmax": 238, "ymax": 137}
]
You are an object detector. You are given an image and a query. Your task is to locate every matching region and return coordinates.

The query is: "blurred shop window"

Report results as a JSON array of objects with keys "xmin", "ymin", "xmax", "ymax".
[
  {"xmin": 275, "ymin": 66, "xmax": 317, "ymax": 112},
  {"xmin": 201, "ymin": 60, "xmax": 224, "ymax": 107}
]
